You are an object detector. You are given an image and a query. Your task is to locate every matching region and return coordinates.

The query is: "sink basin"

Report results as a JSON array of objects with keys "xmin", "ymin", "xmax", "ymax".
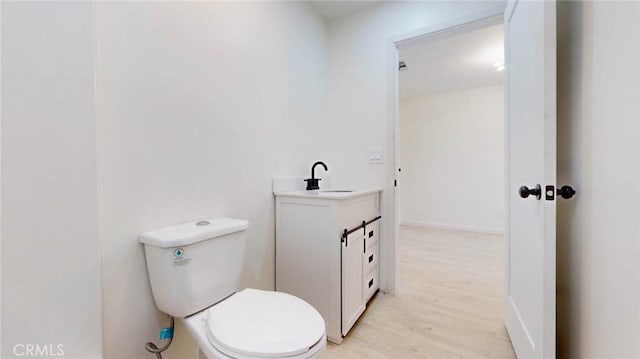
[{"xmin": 320, "ymin": 190, "xmax": 354, "ymax": 193}]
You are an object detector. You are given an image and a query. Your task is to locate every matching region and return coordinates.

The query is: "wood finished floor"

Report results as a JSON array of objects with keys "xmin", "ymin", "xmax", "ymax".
[{"xmin": 326, "ymin": 226, "xmax": 516, "ymax": 358}]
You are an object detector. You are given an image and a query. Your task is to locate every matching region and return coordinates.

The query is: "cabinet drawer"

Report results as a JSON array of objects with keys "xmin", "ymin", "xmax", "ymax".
[
  {"xmin": 363, "ymin": 245, "xmax": 379, "ymax": 275},
  {"xmin": 364, "ymin": 271, "xmax": 379, "ymax": 302},
  {"xmin": 365, "ymin": 220, "xmax": 379, "ymax": 251}
]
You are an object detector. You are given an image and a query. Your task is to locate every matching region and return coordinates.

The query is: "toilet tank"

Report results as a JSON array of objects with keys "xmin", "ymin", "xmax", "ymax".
[{"xmin": 139, "ymin": 217, "xmax": 249, "ymax": 318}]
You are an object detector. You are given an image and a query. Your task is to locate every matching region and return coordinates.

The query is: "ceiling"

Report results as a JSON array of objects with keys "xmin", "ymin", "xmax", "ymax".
[
  {"xmin": 398, "ymin": 24, "xmax": 504, "ymax": 100},
  {"xmin": 308, "ymin": 1, "xmax": 381, "ymax": 21}
]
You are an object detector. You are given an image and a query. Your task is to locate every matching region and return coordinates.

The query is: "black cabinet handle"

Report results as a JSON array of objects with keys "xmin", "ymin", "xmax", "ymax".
[
  {"xmin": 369, "ymin": 279, "xmax": 374, "ymax": 288},
  {"xmin": 363, "ymin": 236, "xmax": 366, "ymax": 254},
  {"xmin": 369, "ymin": 254, "xmax": 374, "ymax": 263}
]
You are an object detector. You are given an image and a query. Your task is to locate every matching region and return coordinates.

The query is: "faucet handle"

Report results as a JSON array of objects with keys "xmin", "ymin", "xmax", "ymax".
[{"xmin": 304, "ymin": 178, "xmax": 321, "ymax": 190}]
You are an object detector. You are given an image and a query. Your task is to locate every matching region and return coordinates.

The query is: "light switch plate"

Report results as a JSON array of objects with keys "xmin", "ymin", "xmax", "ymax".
[{"xmin": 369, "ymin": 147, "xmax": 384, "ymax": 164}]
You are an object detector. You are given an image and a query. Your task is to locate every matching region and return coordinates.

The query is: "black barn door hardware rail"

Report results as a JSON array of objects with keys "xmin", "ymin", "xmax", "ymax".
[{"xmin": 341, "ymin": 216, "xmax": 382, "ymax": 247}]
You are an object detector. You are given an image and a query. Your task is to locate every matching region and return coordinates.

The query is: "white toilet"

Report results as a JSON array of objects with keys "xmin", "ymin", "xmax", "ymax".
[{"xmin": 140, "ymin": 217, "xmax": 327, "ymax": 359}]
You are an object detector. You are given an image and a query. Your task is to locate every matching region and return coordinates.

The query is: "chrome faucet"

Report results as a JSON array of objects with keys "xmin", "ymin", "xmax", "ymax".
[{"xmin": 305, "ymin": 161, "xmax": 328, "ymax": 190}]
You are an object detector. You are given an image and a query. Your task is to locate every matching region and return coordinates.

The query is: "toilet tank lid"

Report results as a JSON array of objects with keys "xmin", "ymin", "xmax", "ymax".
[{"xmin": 139, "ymin": 217, "xmax": 249, "ymax": 248}]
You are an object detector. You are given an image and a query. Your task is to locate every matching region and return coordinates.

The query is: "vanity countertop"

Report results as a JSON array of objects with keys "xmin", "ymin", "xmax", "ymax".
[{"xmin": 274, "ymin": 188, "xmax": 382, "ymax": 200}]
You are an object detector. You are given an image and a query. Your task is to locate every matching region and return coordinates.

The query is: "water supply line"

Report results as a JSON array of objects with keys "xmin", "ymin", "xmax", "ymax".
[{"xmin": 144, "ymin": 316, "xmax": 174, "ymax": 359}]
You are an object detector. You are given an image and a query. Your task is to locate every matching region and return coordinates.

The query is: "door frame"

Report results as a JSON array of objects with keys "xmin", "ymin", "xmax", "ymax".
[{"xmin": 384, "ymin": 5, "xmax": 505, "ymax": 295}]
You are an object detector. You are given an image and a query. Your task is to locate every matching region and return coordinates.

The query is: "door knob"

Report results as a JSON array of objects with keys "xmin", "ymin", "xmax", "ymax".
[
  {"xmin": 557, "ymin": 185, "xmax": 576, "ymax": 199},
  {"xmin": 519, "ymin": 184, "xmax": 541, "ymax": 199}
]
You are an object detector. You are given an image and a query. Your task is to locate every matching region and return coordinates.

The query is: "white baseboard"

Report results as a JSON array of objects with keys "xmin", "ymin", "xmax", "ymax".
[{"xmin": 400, "ymin": 220, "xmax": 504, "ymax": 235}]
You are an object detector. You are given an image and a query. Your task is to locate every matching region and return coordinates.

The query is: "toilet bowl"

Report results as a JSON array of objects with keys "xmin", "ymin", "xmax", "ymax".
[
  {"xmin": 139, "ymin": 218, "xmax": 327, "ymax": 359},
  {"xmin": 183, "ymin": 289, "xmax": 326, "ymax": 359}
]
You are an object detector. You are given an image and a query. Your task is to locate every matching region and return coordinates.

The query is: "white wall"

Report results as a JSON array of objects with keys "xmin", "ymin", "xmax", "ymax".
[
  {"xmin": 94, "ymin": 2, "xmax": 327, "ymax": 358},
  {"xmin": 324, "ymin": 1, "xmax": 505, "ymax": 291},
  {"xmin": 1, "ymin": 2, "xmax": 103, "ymax": 358},
  {"xmin": 399, "ymin": 86, "xmax": 504, "ymax": 233},
  {"xmin": 557, "ymin": 2, "xmax": 640, "ymax": 358}
]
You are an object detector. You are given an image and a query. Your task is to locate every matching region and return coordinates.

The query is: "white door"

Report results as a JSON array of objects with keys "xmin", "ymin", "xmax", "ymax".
[
  {"xmin": 341, "ymin": 230, "xmax": 365, "ymax": 336},
  {"xmin": 504, "ymin": 1, "xmax": 556, "ymax": 358}
]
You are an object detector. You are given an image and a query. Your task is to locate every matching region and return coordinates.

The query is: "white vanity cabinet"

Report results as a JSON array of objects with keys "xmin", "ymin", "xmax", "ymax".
[{"xmin": 275, "ymin": 189, "xmax": 382, "ymax": 344}]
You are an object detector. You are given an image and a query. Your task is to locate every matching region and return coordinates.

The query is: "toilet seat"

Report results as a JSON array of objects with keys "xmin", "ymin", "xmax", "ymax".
[{"xmin": 199, "ymin": 288, "xmax": 325, "ymax": 359}]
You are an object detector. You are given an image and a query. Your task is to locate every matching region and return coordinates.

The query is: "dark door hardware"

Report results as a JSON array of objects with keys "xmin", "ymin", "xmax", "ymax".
[
  {"xmin": 305, "ymin": 161, "xmax": 328, "ymax": 190},
  {"xmin": 364, "ymin": 216, "xmax": 381, "ymax": 227},
  {"xmin": 557, "ymin": 185, "xmax": 576, "ymax": 199},
  {"xmin": 362, "ymin": 221, "xmax": 366, "ymax": 253},
  {"xmin": 341, "ymin": 216, "xmax": 382, "ymax": 245},
  {"xmin": 545, "ymin": 185, "xmax": 555, "ymax": 200},
  {"xmin": 519, "ymin": 184, "xmax": 541, "ymax": 200}
]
